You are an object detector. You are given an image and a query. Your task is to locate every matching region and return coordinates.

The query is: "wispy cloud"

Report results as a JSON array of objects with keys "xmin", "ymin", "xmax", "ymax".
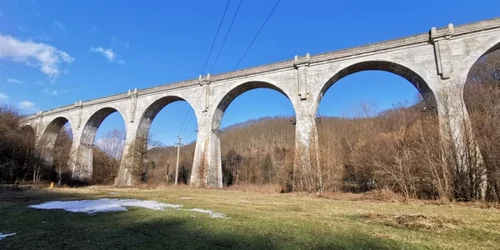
[
  {"xmin": 18, "ymin": 25, "xmax": 27, "ymax": 32},
  {"xmin": 6, "ymin": 78, "xmax": 24, "ymax": 84},
  {"xmin": 36, "ymin": 80, "xmax": 47, "ymax": 86},
  {"xmin": 90, "ymin": 47, "xmax": 125, "ymax": 64},
  {"xmin": 33, "ymin": 34, "xmax": 50, "ymax": 41},
  {"xmin": 0, "ymin": 34, "xmax": 74, "ymax": 80},
  {"xmin": 111, "ymin": 35, "xmax": 130, "ymax": 49},
  {"xmin": 43, "ymin": 88, "xmax": 68, "ymax": 96},
  {"xmin": 18, "ymin": 100, "xmax": 35, "ymax": 111},
  {"xmin": 111, "ymin": 36, "xmax": 118, "ymax": 45},
  {"xmin": 53, "ymin": 19, "xmax": 64, "ymax": 30},
  {"xmin": 0, "ymin": 93, "xmax": 8, "ymax": 101}
]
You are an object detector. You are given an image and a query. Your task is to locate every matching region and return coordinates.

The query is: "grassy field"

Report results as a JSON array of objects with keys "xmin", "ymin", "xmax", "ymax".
[{"xmin": 0, "ymin": 185, "xmax": 499, "ymax": 250}]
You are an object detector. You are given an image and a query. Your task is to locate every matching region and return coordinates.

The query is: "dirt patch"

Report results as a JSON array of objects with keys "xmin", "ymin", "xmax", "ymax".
[{"xmin": 359, "ymin": 212, "xmax": 465, "ymax": 231}]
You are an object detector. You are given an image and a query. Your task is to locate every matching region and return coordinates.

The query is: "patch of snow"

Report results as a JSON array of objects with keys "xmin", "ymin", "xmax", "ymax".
[
  {"xmin": 189, "ymin": 208, "xmax": 226, "ymax": 218},
  {"xmin": 180, "ymin": 197, "xmax": 193, "ymax": 200},
  {"xmin": 30, "ymin": 199, "xmax": 182, "ymax": 214},
  {"xmin": 29, "ymin": 198, "xmax": 227, "ymax": 219},
  {"xmin": 0, "ymin": 233, "xmax": 16, "ymax": 240}
]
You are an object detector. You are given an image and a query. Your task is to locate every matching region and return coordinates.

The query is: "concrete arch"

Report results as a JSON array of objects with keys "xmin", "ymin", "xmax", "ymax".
[
  {"xmin": 317, "ymin": 60, "xmax": 436, "ymax": 109},
  {"xmin": 137, "ymin": 95, "xmax": 199, "ymax": 140},
  {"xmin": 72, "ymin": 107, "xmax": 127, "ymax": 183},
  {"xmin": 80, "ymin": 107, "xmax": 126, "ymax": 147},
  {"xmin": 38, "ymin": 116, "xmax": 73, "ymax": 164},
  {"xmin": 40, "ymin": 117, "xmax": 72, "ymax": 147},
  {"xmin": 211, "ymin": 80, "xmax": 294, "ymax": 130},
  {"xmin": 195, "ymin": 80, "xmax": 295, "ymax": 188},
  {"xmin": 20, "ymin": 124, "xmax": 35, "ymax": 137},
  {"xmin": 458, "ymin": 38, "xmax": 500, "ymax": 82}
]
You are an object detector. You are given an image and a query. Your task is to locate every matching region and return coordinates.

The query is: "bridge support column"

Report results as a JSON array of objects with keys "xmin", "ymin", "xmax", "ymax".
[
  {"xmin": 190, "ymin": 112, "xmax": 222, "ymax": 188},
  {"xmin": 115, "ymin": 122, "xmax": 140, "ymax": 186},
  {"xmin": 293, "ymin": 99, "xmax": 321, "ymax": 192},
  {"xmin": 69, "ymin": 129, "xmax": 93, "ymax": 183},
  {"xmin": 435, "ymin": 81, "xmax": 486, "ymax": 200}
]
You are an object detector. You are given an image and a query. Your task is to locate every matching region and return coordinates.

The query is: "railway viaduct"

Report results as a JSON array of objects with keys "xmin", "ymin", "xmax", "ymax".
[{"xmin": 20, "ymin": 17, "xmax": 500, "ymax": 187}]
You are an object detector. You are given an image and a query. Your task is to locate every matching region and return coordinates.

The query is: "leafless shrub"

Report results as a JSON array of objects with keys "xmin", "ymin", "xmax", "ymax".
[
  {"xmin": 93, "ymin": 129, "xmax": 125, "ymax": 185},
  {"xmin": 0, "ymin": 105, "xmax": 46, "ymax": 184}
]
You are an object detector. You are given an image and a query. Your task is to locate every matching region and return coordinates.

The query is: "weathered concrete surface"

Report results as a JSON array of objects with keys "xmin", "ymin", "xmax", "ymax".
[{"xmin": 20, "ymin": 18, "xmax": 500, "ymax": 188}]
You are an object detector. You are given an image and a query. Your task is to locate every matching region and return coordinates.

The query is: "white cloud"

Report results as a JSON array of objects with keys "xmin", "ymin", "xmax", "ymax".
[
  {"xmin": 18, "ymin": 100, "xmax": 35, "ymax": 111},
  {"xmin": 53, "ymin": 19, "xmax": 64, "ymax": 30},
  {"xmin": 0, "ymin": 34, "xmax": 74, "ymax": 80},
  {"xmin": 90, "ymin": 47, "xmax": 125, "ymax": 64},
  {"xmin": 7, "ymin": 78, "xmax": 24, "ymax": 84},
  {"xmin": 90, "ymin": 47, "xmax": 115, "ymax": 61},
  {"xmin": 0, "ymin": 93, "xmax": 8, "ymax": 101}
]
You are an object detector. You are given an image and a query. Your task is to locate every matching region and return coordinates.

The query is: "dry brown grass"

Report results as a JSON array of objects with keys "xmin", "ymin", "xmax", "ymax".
[
  {"xmin": 313, "ymin": 188, "xmax": 407, "ymax": 203},
  {"xmin": 360, "ymin": 189, "xmax": 408, "ymax": 202},
  {"xmin": 225, "ymin": 183, "xmax": 282, "ymax": 193},
  {"xmin": 359, "ymin": 212, "xmax": 465, "ymax": 232}
]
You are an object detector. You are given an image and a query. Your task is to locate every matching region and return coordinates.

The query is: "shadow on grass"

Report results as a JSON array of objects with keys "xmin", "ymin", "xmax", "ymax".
[{"xmin": 0, "ymin": 186, "xmax": 416, "ymax": 250}]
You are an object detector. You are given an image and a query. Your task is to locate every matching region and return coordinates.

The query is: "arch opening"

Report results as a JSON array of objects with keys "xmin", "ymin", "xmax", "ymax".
[
  {"xmin": 317, "ymin": 65, "xmax": 441, "ymax": 199},
  {"xmin": 79, "ymin": 108, "xmax": 126, "ymax": 185},
  {"xmin": 319, "ymin": 61, "xmax": 436, "ymax": 109},
  {"xmin": 212, "ymin": 81, "xmax": 289, "ymax": 130},
  {"xmin": 463, "ymin": 43, "xmax": 500, "ymax": 202},
  {"xmin": 138, "ymin": 96, "xmax": 198, "ymax": 185},
  {"xmin": 39, "ymin": 117, "xmax": 74, "ymax": 185},
  {"xmin": 214, "ymin": 81, "xmax": 296, "ymax": 188}
]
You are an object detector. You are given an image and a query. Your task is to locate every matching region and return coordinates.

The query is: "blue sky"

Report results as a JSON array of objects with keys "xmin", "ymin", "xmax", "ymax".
[{"xmin": 0, "ymin": 0, "xmax": 498, "ymax": 146}]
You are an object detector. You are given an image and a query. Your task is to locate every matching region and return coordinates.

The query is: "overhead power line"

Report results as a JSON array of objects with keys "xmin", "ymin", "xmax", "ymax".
[
  {"xmin": 200, "ymin": 0, "xmax": 232, "ymax": 75},
  {"xmin": 179, "ymin": 106, "xmax": 193, "ymax": 138},
  {"xmin": 179, "ymin": 1, "xmax": 231, "ymax": 140},
  {"xmin": 233, "ymin": 0, "xmax": 281, "ymax": 71},
  {"xmin": 209, "ymin": 0, "xmax": 243, "ymax": 73},
  {"xmin": 178, "ymin": 106, "xmax": 190, "ymax": 137}
]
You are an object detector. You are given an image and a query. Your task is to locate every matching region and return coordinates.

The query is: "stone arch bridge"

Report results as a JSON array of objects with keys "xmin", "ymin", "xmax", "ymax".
[{"xmin": 20, "ymin": 18, "xmax": 500, "ymax": 187}]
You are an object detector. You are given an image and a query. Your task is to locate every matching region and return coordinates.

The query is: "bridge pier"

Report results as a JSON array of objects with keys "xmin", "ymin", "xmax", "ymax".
[
  {"xmin": 434, "ymin": 81, "xmax": 486, "ymax": 200},
  {"xmin": 69, "ymin": 129, "xmax": 93, "ymax": 183},
  {"xmin": 190, "ymin": 111, "xmax": 223, "ymax": 188},
  {"xmin": 115, "ymin": 121, "xmax": 139, "ymax": 186},
  {"xmin": 293, "ymin": 93, "xmax": 321, "ymax": 191}
]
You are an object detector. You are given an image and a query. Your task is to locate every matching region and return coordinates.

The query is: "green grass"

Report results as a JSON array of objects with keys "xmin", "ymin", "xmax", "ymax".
[{"xmin": 1, "ymin": 186, "xmax": 499, "ymax": 250}]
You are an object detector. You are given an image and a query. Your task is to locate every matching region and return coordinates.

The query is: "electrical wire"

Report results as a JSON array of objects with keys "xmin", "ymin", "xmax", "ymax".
[
  {"xmin": 209, "ymin": 0, "xmax": 243, "ymax": 73},
  {"xmin": 177, "ymin": 105, "xmax": 190, "ymax": 137},
  {"xmin": 200, "ymin": 0, "xmax": 232, "ymax": 75},
  {"xmin": 233, "ymin": 0, "xmax": 281, "ymax": 70}
]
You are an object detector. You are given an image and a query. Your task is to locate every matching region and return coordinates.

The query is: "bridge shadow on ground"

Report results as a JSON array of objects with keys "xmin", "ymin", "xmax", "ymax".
[{"xmin": 0, "ymin": 186, "xmax": 414, "ymax": 250}]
